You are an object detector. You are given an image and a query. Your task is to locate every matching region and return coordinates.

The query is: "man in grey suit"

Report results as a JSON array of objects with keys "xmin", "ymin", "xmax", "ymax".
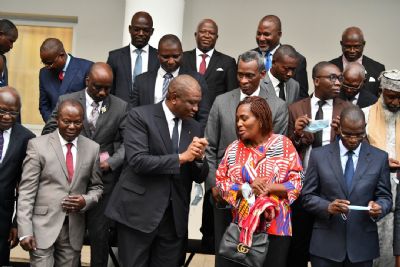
[
  {"xmin": 18, "ymin": 99, "xmax": 103, "ymax": 267},
  {"xmin": 205, "ymin": 50, "xmax": 287, "ymax": 267},
  {"xmin": 41, "ymin": 62, "xmax": 127, "ymax": 267},
  {"xmin": 265, "ymin": 44, "xmax": 301, "ymax": 105}
]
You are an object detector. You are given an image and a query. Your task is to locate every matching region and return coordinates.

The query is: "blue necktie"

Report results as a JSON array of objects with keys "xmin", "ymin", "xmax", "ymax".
[
  {"xmin": 171, "ymin": 117, "xmax": 179, "ymax": 154},
  {"xmin": 265, "ymin": 51, "xmax": 272, "ymax": 71},
  {"xmin": 0, "ymin": 130, "xmax": 4, "ymax": 161},
  {"xmin": 344, "ymin": 151, "xmax": 355, "ymax": 190},
  {"xmin": 132, "ymin": 49, "xmax": 142, "ymax": 81},
  {"xmin": 162, "ymin": 73, "xmax": 173, "ymax": 100}
]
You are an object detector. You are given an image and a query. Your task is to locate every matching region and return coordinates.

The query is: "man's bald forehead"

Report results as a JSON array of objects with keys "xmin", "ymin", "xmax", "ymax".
[
  {"xmin": 342, "ymin": 27, "xmax": 365, "ymax": 41},
  {"xmin": 40, "ymin": 38, "xmax": 64, "ymax": 53},
  {"xmin": 89, "ymin": 62, "xmax": 113, "ymax": 78},
  {"xmin": 169, "ymin": 75, "xmax": 200, "ymax": 95},
  {"xmin": 259, "ymin": 15, "xmax": 281, "ymax": 30},
  {"xmin": 131, "ymin": 11, "xmax": 153, "ymax": 26},
  {"xmin": 0, "ymin": 86, "xmax": 21, "ymax": 109},
  {"xmin": 344, "ymin": 62, "xmax": 366, "ymax": 79},
  {"xmin": 197, "ymin": 19, "xmax": 218, "ymax": 32}
]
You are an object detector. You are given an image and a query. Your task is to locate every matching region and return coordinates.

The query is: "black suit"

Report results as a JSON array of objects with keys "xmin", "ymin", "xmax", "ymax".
[
  {"xmin": 107, "ymin": 45, "xmax": 160, "ymax": 103},
  {"xmin": 0, "ymin": 123, "xmax": 35, "ymax": 265},
  {"xmin": 42, "ymin": 90, "xmax": 128, "ymax": 267},
  {"xmin": 182, "ymin": 49, "xmax": 238, "ymax": 104},
  {"xmin": 131, "ymin": 68, "xmax": 211, "ymax": 130},
  {"xmin": 0, "ymin": 55, "xmax": 7, "ymax": 86},
  {"xmin": 105, "ymin": 103, "xmax": 208, "ymax": 267},
  {"xmin": 253, "ymin": 46, "xmax": 309, "ymax": 98},
  {"xmin": 339, "ymin": 89, "xmax": 378, "ymax": 109},
  {"xmin": 330, "ymin": 55, "xmax": 385, "ymax": 97}
]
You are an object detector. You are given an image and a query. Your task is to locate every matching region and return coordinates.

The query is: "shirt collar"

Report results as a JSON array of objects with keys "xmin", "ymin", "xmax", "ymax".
[
  {"xmin": 162, "ymin": 100, "xmax": 177, "ymax": 123},
  {"xmin": 268, "ymin": 70, "xmax": 281, "ymax": 87},
  {"xmin": 63, "ymin": 54, "xmax": 71, "ymax": 72},
  {"xmin": 311, "ymin": 94, "xmax": 333, "ymax": 107},
  {"xmin": 196, "ymin": 48, "xmax": 214, "ymax": 58},
  {"xmin": 240, "ymin": 86, "xmax": 261, "ymax": 101},
  {"xmin": 158, "ymin": 66, "xmax": 180, "ymax": 78},
  {"xmin": 342, "ymin": 54, "xmax": 363, "ymax": 67},
  {"xmin": 85, "ymin": 89, "xmax": 103, "ymax": 108},
  {"xmin": 339, "ymin": 139, "xmax": 361, "ymax": 158},
  {"xmin": 57, "ymin": 130, "xmax": 78, "ymax": 147},
  {"xmin": 1, "ymin": 127, "xmax": 12, "ymax": 135},
  {"xmin": 129, "ymin": 43, "xmax": 149, "ymax": 55}
]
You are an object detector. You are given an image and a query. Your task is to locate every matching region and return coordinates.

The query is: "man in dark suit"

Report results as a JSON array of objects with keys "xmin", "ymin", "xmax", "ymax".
[
  {"xmin": 339, "ymin": 62, "xmax": 377, "ymax": 108},
  {"xmin": 253, "ymin": 15, "xmax": 309, "ymax": 98},
  {"xmin": 302, "ymin": 105, "xmax": 392, "ymax": 267},
  {"xmin": 182, "ymin": 19, "xmax": 237, "ymax": 105},
  {"xmin": 41, "ymin": 62, "xmax": 127, "ymax": 267},
  {"xmin": 330, "ymin": 27, "xmax": 385, "ymax": 97},
  {"xmin": 265, "ymin": 44, "xmax": 301, "ymax": 105},
  {"xmin": 0, "ymin": 87, "xmax": 35, "ymax": 266},
  {"xmin": 105, "ymin": 75, "xmax": 209, "ymax": 267},
  {"xmin": 107, "ymin": 11, "xmax": 159, "ymax": 103},
  {"xmin": 39, "ymin": 38, "xmax": 93, "ymax": 122},
  {"xmin": 0, "ymin": 19, "xmax": 18, "ymax": 87},
  {"xmin": 287, "ymin": 61, "xmax": 351, "ymax": 267},
  {"xmin": 131, "ymin": 34, "xmax": 211, "ymax": 130}
]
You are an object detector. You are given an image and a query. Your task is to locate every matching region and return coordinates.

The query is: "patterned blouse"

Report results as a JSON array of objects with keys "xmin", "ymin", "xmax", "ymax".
[{"xmin": 216, "ymin": 134, "xmax": 304, "ymax": 236}]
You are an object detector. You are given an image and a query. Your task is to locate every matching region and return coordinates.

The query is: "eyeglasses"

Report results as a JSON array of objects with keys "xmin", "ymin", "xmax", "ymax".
[
  {"xmin": 340, "ymin": 132, "xmax": 366, "ymax": 140},
  {"xmin": 342, "ymin": 82, "xmax": 363, "ymax": 91},
  {"xmin": 316, "ymin": 74, "xmax": 344, "ymax": 83},
  {"xmin": 0, "ymin": 108, "xmax": 20, "ymax": 117},
  {"xmin": 42, "ymin": 54, "xmax": 60, "ymax": 68}
]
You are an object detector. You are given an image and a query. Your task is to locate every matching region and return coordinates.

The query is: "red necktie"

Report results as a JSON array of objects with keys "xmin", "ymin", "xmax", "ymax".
[
  {"xmin": 58, "ymin": 71, "xmax": 64, "ymax": 81},
  {"xmin": 199, "ymin": 54, "xmax": 208, "ymax": 75},
  {"xmin": 66, "ymin": 143, "xmax": 74, "ymax": 183}
]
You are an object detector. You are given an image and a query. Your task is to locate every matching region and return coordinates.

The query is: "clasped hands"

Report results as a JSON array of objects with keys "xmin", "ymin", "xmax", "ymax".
[
  {"xmin": 179, "ymin": 137, "xmax": 208, "ymax": 164},
  {"xmin": 327, "ymin": 199, "xmax": 382, "ymax": 218},
  {"xmin": 61, "ymin": 194, "xmax": 86, "ymax": 213}
]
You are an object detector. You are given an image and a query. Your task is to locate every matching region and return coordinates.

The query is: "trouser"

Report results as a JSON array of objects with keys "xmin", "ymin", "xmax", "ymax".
[{"xmin": 311, "ymin": 254, "xmax": 373, "ymax": 267}]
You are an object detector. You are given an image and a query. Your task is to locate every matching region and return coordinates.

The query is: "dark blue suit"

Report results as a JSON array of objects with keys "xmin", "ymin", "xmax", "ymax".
[
  {"xmin": 0, "ymin": 55, "xmax": 7, "ymax": 86},
  {"xmin": 39, "ymin": 54, "xmax": 93, "ymax": 122},
  {"xmin": 302, "ymin": 141, "xmax": 392, "ymax": 264},
  {"xmin": 0, "ymin": 123, "xmax": 35, "ymax": 265}
]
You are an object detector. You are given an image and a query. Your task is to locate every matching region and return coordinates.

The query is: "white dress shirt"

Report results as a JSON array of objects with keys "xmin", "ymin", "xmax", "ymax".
[
  {"xmin": 339, "ymin": 139, "xmax": 361, "ymax": 173},
  {"xmin": 85, "ymin": 89, "xmax": 103, "ymax": 119},
  {"xmin": 130, "ymin": 43, "xmax": 150, "ymax": 77},
  {"xmin": 0, "ymin": 127, "xmax": 11, "ymax": 163},
  {"xmin": 154, "ymin": 67, "xmax": 180, "ymax": 104},
  {"xmin": 196, "ymin": 48, "xmax": 214, "ymax": 72},
  {"xmin": 268, "ymin": 70, "xmax": 285, "ymax": 98},
  {"xmin": 162, "ymin": 100, "xmax": 181, "ymax": 143},
  {"xmin": 57, "ymin": 131, "xmax": 78, "ymax": 169},
  {"xmin": 240, "ymin": 86, "xmax": 261, "ymax": 101}
]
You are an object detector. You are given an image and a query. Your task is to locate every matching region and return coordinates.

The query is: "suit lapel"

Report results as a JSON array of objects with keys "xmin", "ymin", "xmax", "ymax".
[
  {"xmin": 349, "ymin": 143, "xmax": 370, "ymax": 195},
  {"xmin": 328, "ymin": 142, "xmax": 348, "ymax": 196},
  {"xmin": 204, "ymin": 50, "xmax": 219, "ymax": 79},
  {"xmin": 70, "ymin": 136, "xmax": 84, "ymax": 188},
  {"xmin": 121, "ymin": 46, "xmax": 133, "ymax": 89},
  {"xmin": 179, "ymin": 120, "xmax": 192, "ymax": 153},
  {"xmin": 228, "ymin": 90, "xmax": 240, "ymax": 126},
  {"xmin": 49, "ymin": 132, "xmax": 69, "ymax": 182},
  {"xmin": 186, "ymin": 50, "xmax": 197, "ymax": 73},
  {"xmin": 77, "ymin": 91, "xmax": 91, "ymax": 137},
  {"xmin": 0, "ymin": 125, "xmax": 19, "ymax": 165},
  {"xmin": 92, "ymin": 96, "xmax": 110, "ymax": 138},
  {"xmin": 147, "ymin": 72, "xmax": 157, "ymax": 104},
  {"xmin": 60, "ymin": 56, "xmax": 77, "ymax": 94},
  {"xmin": 154, "ymin": 104, "xmax": 173, "ymax": 154},
  {"xmin": 263, "ymin": 75, "xmax": 276, "ymax": 97}
]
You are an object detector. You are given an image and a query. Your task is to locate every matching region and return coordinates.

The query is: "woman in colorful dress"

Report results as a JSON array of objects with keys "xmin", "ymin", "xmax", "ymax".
[{"xmin": 216, "ymin": 96, "xmax": 304, "ymax": 267}]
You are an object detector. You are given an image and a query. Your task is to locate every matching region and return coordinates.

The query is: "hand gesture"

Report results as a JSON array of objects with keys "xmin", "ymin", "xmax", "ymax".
[
  {"xmin": 327, "ymin": 199, "xmax": 350, "ymax": 215},
  {"xmin": 20, "ymin": 236, "xmax": 37, "ymax": 251},
  {"xmin": 368, "ymin": 201, "xmax": 382, "ymax": 218},
  {"xmin": 62, "ymin": 195, "xmax": 86, "ymax": 213},
  {"xmin": 294, "ymin": 115, "xmax": 310, "ymax": 137}
]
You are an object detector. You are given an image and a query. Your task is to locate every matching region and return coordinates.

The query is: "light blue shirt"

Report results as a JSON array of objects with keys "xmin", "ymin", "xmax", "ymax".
[{"xmin": 339, "ymin": 139, "xmax": 361, "ymax": 174}]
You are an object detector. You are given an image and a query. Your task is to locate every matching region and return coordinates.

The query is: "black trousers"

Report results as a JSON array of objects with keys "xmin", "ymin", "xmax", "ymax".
[
  {"xmin": 311, "ymin": 254, "xmax": 373, "ymax": 267},
  {"xmin": 117, "ymin": 204, "xmax": 184, "ymax": 267}
]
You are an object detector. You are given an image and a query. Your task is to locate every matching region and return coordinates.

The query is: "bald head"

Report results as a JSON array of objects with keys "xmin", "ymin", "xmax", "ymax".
[
  {"xmin": 259, "ymin": 15, "xmax": 281, "ymax": 31},
  {"xmin": 341, "ymin": 27, "xmax": 365, "ymax": 62},
  {"xmin": 166, "ymin": 75, "xmax": 202, "ymax": 119},
  {"xmin": 40, "ymin": 38, "xmax": 65, "ymax": 54},
  {"xmin": 0, "ymin": 86, "xmax": 21, "ymax": 130},
  {"xmin": 40, "ymin": 38, "xmax": 66, "ymax": 70},
  {"xmin": 340, "ymin": 105, "xmax": 365, "ymax": 126},
  {"xmin": 343, "ymin": 62, "xmax": 366, "ymax": 80},
  {"xmin": 86, "ymin": 62, "xmax": 113, "ymax": 102},
  {"xmin": 342, "ymin": 27, "xmax": 365, "ymax": 42},
  {"xmin": 131, "ymin": 11, "xmax": 153, "ymax": 27},
  {"xmin": 129, "ymin": 11, "xmax": 154, "ymax": 49}
]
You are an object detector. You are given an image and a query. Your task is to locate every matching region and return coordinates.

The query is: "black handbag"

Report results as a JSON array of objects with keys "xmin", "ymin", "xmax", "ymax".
[{"xmin": 218, "ymin": 223, "xmax": 269, "ymax": 267}]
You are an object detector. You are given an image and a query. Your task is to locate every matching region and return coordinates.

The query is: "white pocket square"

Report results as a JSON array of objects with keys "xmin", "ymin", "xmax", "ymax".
[
  {"xmin": 216, "ymin": 68, "xmax": 224, "ymax": 71},
  {"xmin": 369, "ymin": 77, "xmax": 376, "ymax": 82}
]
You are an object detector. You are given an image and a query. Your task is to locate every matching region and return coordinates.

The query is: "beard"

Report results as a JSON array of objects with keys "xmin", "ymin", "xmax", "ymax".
[{"xmin": 381, "ymin": 97, "xmax": 400, "ymax": 123}]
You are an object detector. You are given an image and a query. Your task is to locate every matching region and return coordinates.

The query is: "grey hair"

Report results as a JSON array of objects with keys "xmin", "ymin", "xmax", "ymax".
[{"xmin": 238, "ymin": 50, "xmax": 265, "ymax": 73}]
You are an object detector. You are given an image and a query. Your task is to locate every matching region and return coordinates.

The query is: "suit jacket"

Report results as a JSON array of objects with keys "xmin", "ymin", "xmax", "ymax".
[
  {"xmin": 330, "ymin": 55, "xmax": 385, "ymax": 97},
  {"xmin": 105, "ymin": 103, "xmax": 209, "ymax": 237},
  {"xmin": 264, "ymin": 72, "xmax": 301, "ymax": 105},
  {"xmin": 17, "ymin": 131, "xmax": 103, "ymax": 250},
  {"xmin": 302, "ymin": 141, "xmax": 392, "ymax": 262},
  {"xmin": 253, "ymin": 46, "xmax": 309, "ymax": 98},
  {"xmin": 107, "ymin": 45, "xmax": 159, "ymax": 103},
  {"xmin": 0, "ymin": 55, "xmax": 7, "ymax": 86},
  {"xmin": 182, "ymin": 49, "xmax": 238, "ymax": 104},
  {"xmin": 204, "ymin": 82, "xmax": 288, "ymax": 190},
  {"xmin": 0, "ymin": 124, "xmax": 35, "ymax": 237},
  {"xmin": 41, "ymin": 89, "xmax": 128, "ymax": 194},
  {"xmin": 39, "ymin": 55, "xmax": 93, "ymax": 122},
  {"xmin": 339, "ymin": 89, "xmax": 378, "ymax": 109},
  {"xmin": 131, "ymin": 68, "xmax": 211, "ymax": 130},
  {"xmin": 288, "ymin": 97, "xmax": 351, "ymax": 158}
]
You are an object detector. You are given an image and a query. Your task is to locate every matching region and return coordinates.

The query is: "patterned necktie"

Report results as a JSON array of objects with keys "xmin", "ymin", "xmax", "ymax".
[
  {"xmin": 133, "ymin": 49, "xmax": 142, "ymax": 81},
  {"xmin": 162, "ymin": 73, "xmax": 173, "ymax": 100},
  {"xmin": 171, "ymin": 117, "xmax": 179, "ymax": 153},
  {"xmin": 265, "ymin": 51, "xmax": 272, "ymax": 71},
  {"xmin": 344, "ymin": 151, "xmax": 355, "ymax": 190},
  {"xmin": 88, "ymin": 101, "xmax": 100, "ymax": 135},
  {"xmin": 199, "ymin": 54, "xmax": 208, "ymax": 75},
  {"xmin": 0, "ymin": 130, "xmax": 4, "ymax": 161},
  {"xmin": 278, "ymin": 82, "xmax": 285, "ymax": 101},
  {"xmin": 312, "ymin": 100, "xmax": 326, "ymax": 148},
  {"xmin": 66, "ymin": 143, "xmax": 74, "ymax": 183}
]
